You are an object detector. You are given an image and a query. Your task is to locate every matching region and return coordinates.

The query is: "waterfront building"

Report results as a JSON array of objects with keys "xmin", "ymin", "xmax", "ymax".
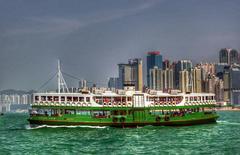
[
  {"xmin": 230, "ymin": 49, "xmax": 239, "ymax": 64},
  {"xmin": 163, "ymin": 59, "xmax": 170, "ymax": 70},
  {"xmin": 118, "ymin": 58, "xmax": 143, "ymax": 91},
  {"xmin": 222, "ymin": 65, "xmax": 240, "ymax": 105},
  {"xmin": 149, "ymin": 67, "xmax": 174, "ymax": 92},
  {"xmin": 147, "ymin": 51, "xmax": 163, "ymax": 87},
  {"xmin": 108, "ymin": 77, "xmax": 120, "ymax": 90},
  {"xmin": 175, "ymin": 60, "xmax": 192, "ymax": 89},
  {"xmin": 198, "ymin": 63, "xmax": 215, "ymax": 80},
  {"xmin": 0, "ymin": 103, "xmax": 10, "ymax": 113},
  {"xmin": 79, "ymin": 80, "xmax": 87, "ymax": 89},
  {"xmin": 215, "ymin": 63, "xmax": 229, "ymax": 79},
  {"xmin": 215, "ymin": 79, "xmax": 224, "ymax": 102},
  {"xmin": 171, "ymin": 62, "xmax": 178, "ymax": 89},
  {"xmin": 179, "ymin": 70, "xmax": 190, "ymax": 93},
  {"xmin": 0, "ymin": 94, "xmax": 32, "ymax": 105},
  {"xmin": 219, "ymin": 48, "xmax": 229, "ymax": 64},
  {"xmin": 149, "ymin": 67, "xmax": 163, "ymax": 91},
  {"xmin": 162, "ymin": 69, "xmax": 174, "ymax": 91},
  {"xmin": 219, "ymin": 48, "xmax": 239, "ymax": 65},
  {"xmin": 191, "ymin": 67, "xmax": 202, "ymax": 93},
  {"xmin": 229, "ymin": 66, "xmax": 240, "ymax": 105},
  {"xmin": 223, "ymin": 71, "xmax": 230, "ymax": 103},
  {"xmin": 204, "ymin": 74, "xmax": 216, "ymax": 93}
]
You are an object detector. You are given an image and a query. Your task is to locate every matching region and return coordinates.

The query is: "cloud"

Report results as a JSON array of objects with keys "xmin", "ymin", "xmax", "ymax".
[{"xmin": 3, "ymin": 0, "xmax": 162, "ymax": 37}]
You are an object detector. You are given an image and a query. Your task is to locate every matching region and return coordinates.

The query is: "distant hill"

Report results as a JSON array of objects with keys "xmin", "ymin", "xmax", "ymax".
[{"xmin": 0, "ymin": 89, "xmax": 36, "ymax": 95}]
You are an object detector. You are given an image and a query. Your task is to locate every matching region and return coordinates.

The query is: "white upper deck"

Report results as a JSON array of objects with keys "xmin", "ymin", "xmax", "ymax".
[{"xmin": 32, "ymin": 89, "xmax": 216, "ymax": 108}]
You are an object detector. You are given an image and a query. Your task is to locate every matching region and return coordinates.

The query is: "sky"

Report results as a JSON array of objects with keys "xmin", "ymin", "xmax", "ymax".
[{"xmin": 0, "ymin": 0, "xmax": 239, "ymax": 90}]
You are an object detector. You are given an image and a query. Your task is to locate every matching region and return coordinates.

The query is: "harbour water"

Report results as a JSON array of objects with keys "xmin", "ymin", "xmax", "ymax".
[{"xmin": 0, "ymin": 111, "xmax": 240, "ymax": 155}]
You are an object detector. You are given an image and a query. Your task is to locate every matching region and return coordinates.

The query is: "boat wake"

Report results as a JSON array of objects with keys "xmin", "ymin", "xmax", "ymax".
[
  {"xmin": 217, "ymin": 120, "xmax": 240, "ymax": 126},
  {"xmin": 25, "ymin": 124, "xmax": 107, "ymax": 130}
]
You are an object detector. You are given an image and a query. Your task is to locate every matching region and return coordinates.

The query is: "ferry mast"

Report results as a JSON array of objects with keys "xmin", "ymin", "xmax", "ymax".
[{"xmin": 57, "ymin": 60, "xmax": 69, "ymax": 93}]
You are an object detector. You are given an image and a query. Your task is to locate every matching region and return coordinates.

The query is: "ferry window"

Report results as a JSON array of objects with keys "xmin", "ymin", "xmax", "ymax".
[
  {"xmin": 92, "ymin": 111, "xmax": 109, "ymax": 118},
  {"xmin": 61, "ymin": 96, "xmax": 65, "ymax": 102},
  {"xmin": 127, "ymin": 97, "xmax": 132, "ymax": 101},
  {"xmin": 79, "ymin": 97, "xmax": 84, "ymax": 102},
  {"xmin": 185, "ymin": 97, "xmax": 188, "ymax": 101},
  {"xmin": 47, "ymin": 96, "xmax": 53, "ymax": 101},
  {"xmin": 41, "ymin": 96, "xmax": 46, "ymax": 101},
  {"xmin": 194, "ymin": 97, "xmax": 197, "ymax": 101},
  {"xmin": 65, "ymin": 109, "xmax": 75, "ymax": 114},
  {"xmin": 122, "ymin": 97, "xmax": 126, "ymax": 102},
  {"xmin": 113, "ymin": 97, "xmax": 121, "ymax": 102},
  {"xmin": 67, "ymin": 97, "xmax": 72, "ymax": 101},
  {"xmin": 35, "ymin": 96, "xmax": 39, "ymax": 101},
  {"xmin": 103, "ymin": 97, "xmax": 111, "ymax": 103},
  {"xmin": 190, "ymin": 97, "xmax": 193, "ymax": 101},
  {"xmin": 54, "ymin": 96, "xmax": 59, "ymax": 101},
  {"xmin": 86, "ymin": 97, "xmax": 90, "ymax": 102},
  {"xmin": 73, "ymin": 97, "xmax": 78, "ymax": 102},
  {"xmin": 76, "ymin": 110, "xmax": 90, "ymax": 115},
  {"xmin": 112, "ymin": 111, "xmax": 118, "ymax": 115}
]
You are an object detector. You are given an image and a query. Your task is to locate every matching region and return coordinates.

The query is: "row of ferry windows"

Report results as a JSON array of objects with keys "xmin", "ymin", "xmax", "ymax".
[
  {"xmin": 35, "ymin": 96, "xmax": 90, "ymax": 102},
  {"xmin": 146, "ymin": 97, "xmax": 183, "ymax": 102},
  {"xmin": 94, "ymin": 97, "xmax": 131, "ymax": 102},
  {"xmin": 185, "ymin": 96, "xmax": 214, "ymax": 101},
  {"xmin": 34, "ymin": 95, "xmax": 214, "ymax": 102}
]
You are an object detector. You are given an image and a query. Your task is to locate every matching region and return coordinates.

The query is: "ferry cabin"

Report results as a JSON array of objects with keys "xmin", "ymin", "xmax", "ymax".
[
  {"xmin": 32, "ymin": 91, "xmax": 216, "ymax": 107},
  {"xmin": 29, "ymin": 90, "xmax": 218, "ymax": 127}
]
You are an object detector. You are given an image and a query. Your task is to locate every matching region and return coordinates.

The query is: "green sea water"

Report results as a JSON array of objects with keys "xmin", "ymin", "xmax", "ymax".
[{"xmin": 0, "ymin": 112, "xmax": 240, "ymax": 155}]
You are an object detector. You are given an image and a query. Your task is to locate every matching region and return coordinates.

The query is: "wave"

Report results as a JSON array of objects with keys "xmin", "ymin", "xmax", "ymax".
[
  {"xmin": 25, "ymin": 124, "xmax": 107, "ymax": 130},
  {"xmin": 217, "ymin": 120, "xmax": 240, "ymax": 126}
]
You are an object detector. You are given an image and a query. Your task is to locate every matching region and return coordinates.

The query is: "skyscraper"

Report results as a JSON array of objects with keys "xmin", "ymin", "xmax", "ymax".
[
  {"xmin": 79, "ymin": 79, "xmax": 87, "ymax": 89},
  {"xmin": 219, "ymin": 48, "xmax": 239, "ymax": 65},
  {"xmin": 163, "ymin": 59, "xmax": 170, "ymax": 70},
  {"xmin": 108, "ymin": 77, "xmax": 119, "ymax": 90},
  {"xmin": 179, "ymin": 70, "xmax": 190, "ymax": 93},
  {"xmin": 223, "ymin": 70, "xmax": 230, "ymax": 103},
  {"xmin": 230, "ymin": 66, "xmax": 240, "ymax": 105},
  {"xmin": 147, "ymin": 51, "xmax": 163, "ymax": 87},
  {"xmin": 219, "ymin": 48, "xmax": 229, "ymax": 64},
  {"xmin": 192, "ymin": 67, "xmax": 202, "ymax": 93},
  {"xmin": 175, "ymin": 60, "xmax": 192, "ymax": 89},
  {"xmin": 230, "ymin": 49, "xmax": 239, "ymax": 64},
  {"xmin": 162, "ymin": 69, "xmax": 174, "ymax": 91},
  {"xmin": 215, "ymin": 63, "xmax": 229, "ymax": 79},
  {"xmin": 149, "ymin": 66, "xmax": 163, "ymax": 91},
  {"xmin": 215, "ymin": 78, "xmax": 224, "ymax": 102},
  {"xmin": 171, "ymin": 61, "xmax": 178, "ymax": 89},
  {"xmin": 149, "ymin": 67, "xmax": 173, "ymax": 92},
  {"xmin": 118, "ymin": 58, "xmax": 143, "ymax": 91}
]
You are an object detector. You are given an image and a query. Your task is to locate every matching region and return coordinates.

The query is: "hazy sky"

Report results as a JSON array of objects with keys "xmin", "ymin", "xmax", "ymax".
[{"xmin": 0, "ymin": 0, "xmax": 239, "ymax": 90}]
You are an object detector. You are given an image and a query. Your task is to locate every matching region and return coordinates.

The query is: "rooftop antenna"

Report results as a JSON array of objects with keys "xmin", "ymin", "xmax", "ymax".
[{"xmin": 58, "ymin": 60, "xmax": 69, "ymax": 93}]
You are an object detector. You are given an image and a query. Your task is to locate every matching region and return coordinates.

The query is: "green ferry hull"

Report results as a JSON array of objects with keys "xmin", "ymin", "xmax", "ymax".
[{"xmin": 28, "ymin": 115, "xmax": 219, "ymax": 128}]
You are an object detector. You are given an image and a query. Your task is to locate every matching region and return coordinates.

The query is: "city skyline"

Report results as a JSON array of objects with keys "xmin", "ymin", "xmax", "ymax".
[{"xmin": 0, "ymin": 0, "xmax": 240, "ymax": 90}]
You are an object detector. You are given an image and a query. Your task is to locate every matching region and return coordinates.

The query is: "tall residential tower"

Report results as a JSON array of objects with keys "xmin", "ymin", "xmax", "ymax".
[
  {"xmin": 147, "ymin": 51, "xmax": 163, "ymax": 87},
  {"xmin": 118, "ymin": 58, "xmax": 143, "ymax": 91}
]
